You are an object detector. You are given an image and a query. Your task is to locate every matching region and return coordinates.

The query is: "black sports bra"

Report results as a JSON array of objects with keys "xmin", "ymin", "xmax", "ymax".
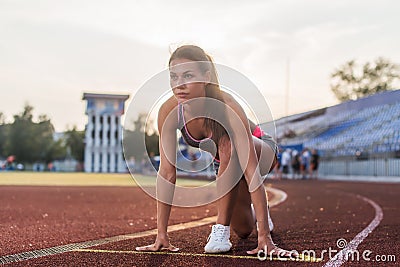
[
  {"xmin": 177, "ymin": 103, "xmax": 216, "ymax": 153},
  {"xmin": 177, "ymin": 103, "xmax": 269, "ymax": 160}
]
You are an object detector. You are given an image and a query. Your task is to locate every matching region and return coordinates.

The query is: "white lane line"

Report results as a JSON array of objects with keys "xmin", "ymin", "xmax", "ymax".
[
  {"xmin": 322, "ymin": 194, "xmax": 383, "ymax": 267},
  {"xmin": 266, "ymin": 186, "xmax": 287, "ymax": 206},
  {"xmin": 0, "ymin": 187, "xmax": 287, "ymax": 265}
]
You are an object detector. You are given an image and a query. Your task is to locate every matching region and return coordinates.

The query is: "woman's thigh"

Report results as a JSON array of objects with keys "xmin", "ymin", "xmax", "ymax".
[{"xmin": 253, "ymin": 136, "xmax": 277, "ymax": 176}]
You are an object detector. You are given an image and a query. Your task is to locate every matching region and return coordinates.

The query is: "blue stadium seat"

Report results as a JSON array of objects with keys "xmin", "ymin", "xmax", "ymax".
[{"xmin": 273, "ymin": 90, "xmax": 400, "ymax": 157}]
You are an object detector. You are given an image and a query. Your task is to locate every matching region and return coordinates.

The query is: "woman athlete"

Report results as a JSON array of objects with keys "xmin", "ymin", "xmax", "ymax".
[{"xmin": 136, "ymin": 45, "xmax": 292, "ymax": 256}]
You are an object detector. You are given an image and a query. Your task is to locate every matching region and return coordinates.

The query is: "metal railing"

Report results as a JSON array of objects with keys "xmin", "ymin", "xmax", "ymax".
[{"xmin": 319, "ymin": 158, "xmax": 400, "ymax": 176}]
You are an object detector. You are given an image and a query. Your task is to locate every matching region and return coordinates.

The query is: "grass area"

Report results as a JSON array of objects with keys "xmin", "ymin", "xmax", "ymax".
[{"xmin": 0, "ymin": 172, "xmax": 211, "ymax": 187}]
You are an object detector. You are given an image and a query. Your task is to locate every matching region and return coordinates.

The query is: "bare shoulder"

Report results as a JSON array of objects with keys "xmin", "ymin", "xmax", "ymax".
[
  {"xmin": 159, "ymin": 96, "xmax": 178, "ymax": 117},
  {"xmin": 220, "ymin": 91, "xmax": 244, "ymax": 111},
  {"xmin": 158, "ymin": 96, "xmax": 178, "ymax": 130}
]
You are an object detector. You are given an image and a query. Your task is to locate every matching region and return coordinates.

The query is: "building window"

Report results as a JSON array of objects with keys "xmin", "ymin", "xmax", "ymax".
[
  {"xmin": 107, "ymin": 153, "xmax": 111, "ymax": 172},
  {"xmin": 115, "ymin": 153, "xmax": 118, "ymax": 172},
  {"xmin": 91, "ymin": 152, "xmax": 95, "ymax": 172},
  {"xmin": 99, "ymin": 153, "xmax": 102, "ymax": 172}
]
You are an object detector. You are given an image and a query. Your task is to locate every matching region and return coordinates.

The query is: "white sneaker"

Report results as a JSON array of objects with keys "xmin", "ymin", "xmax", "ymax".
[
  {"xmin": 251, "ymin": 203, "xmax": 274, "ymax": 232},
  {"xmin": 267, "ymin": 205, "xmax": 274, "ymax": 232},
  {"xmin": 204, "ymin": 224, "xmax": 232, "ymax": 253}
]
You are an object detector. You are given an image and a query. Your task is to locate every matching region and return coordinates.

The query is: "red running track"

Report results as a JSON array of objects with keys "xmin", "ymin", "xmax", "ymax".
[{"xmin": 0, "ymin": 179, "xmax": 399, "ymax": 266}]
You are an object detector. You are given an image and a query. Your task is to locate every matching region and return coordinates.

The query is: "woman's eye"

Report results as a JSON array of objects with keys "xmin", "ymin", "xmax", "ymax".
[
  {"xmin": 184, "ymin": 73, "xmax": 193, "ymax": 79},
  {"xmin": 170, "ymin": 75, "xmax": 178, "ymax": 81}
]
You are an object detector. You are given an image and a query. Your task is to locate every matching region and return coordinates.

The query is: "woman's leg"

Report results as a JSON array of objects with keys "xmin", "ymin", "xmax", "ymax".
[
  {"xmin": 214, "ymin": 135, "xmax": 242, "ymax": 226},
  {"xmin": 205, "ymin": 135, "xmax": 277, "ymax": 253},
  {"xmin": 230, "ymin": 136, "xmax": 277, "ymax": 238},
  {"xmin": 204, "ymin": 135, "xmax": 241, "ymax": 253}
]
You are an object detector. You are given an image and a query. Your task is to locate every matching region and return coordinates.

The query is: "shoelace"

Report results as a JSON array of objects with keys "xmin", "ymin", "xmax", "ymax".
[{"xmin": 208, "ymin": 226, "xmax": 228, "ymax": 242}]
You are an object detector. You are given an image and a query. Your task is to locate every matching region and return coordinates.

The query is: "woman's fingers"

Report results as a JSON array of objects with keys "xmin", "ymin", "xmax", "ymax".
[
  {"xmin": 135, "ymin": 244, "xmax": 180, "ymax": 252},
  {"xmin": 160, "ymin": 245, "xmax": 180, "ymax": 252},
  {"xmin": 247, "ymin": 246, "xmax": 297, "ymax": 258},
  {"xmin": 246, "ymin": 248, "xmax": 260, "ymax": 255},
  {"xmin": 135, "ymin": 244, "xmax": 159, "ymax": 252}
]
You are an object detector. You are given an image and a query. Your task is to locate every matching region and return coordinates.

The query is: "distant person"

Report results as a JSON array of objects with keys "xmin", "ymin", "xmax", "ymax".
[
  {"xmin": 280, "ymin": 149, "xmax": 291, "ymax": 179},
  {"xmin": 310, "ymin": 149, "xmax": 320, "ymax": 179},
  {"xmin": 47, "ymin": 162, "xmax": 54, "ymax": 172},
  {"xmin": 300, "ymin": 148, "xmax": 311, "ymax": 179},
  {"xmin": 291, "ymin": 150, "xmax": 301, "ymax": 179},
  {"xmin": 272, "ymin": 147, "xmax": 282, "ymax": 179},
  {"xmin": 136, "ymin": 45, "xmax": 292, "ymax": 256}
]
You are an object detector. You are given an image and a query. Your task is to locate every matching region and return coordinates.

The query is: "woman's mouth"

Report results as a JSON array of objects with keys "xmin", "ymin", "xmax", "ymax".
[{"xmin": 176, "ymin": 93, "xmax": 188, "ymax": 98}]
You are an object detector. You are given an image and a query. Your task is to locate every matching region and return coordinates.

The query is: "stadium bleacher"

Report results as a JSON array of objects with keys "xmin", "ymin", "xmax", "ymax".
[{"xmin": 273, "ymin": 90, "xmax": 400, "ymax": 158}]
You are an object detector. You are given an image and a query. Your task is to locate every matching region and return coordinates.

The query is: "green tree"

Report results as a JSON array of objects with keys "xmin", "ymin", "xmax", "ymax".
[
  {"xmin": 45, "ymin": 139, "xmax": 67, "ymax": 163},
  {"xmin": 0, "ymin": 112, "xmax": 8, "ymax": 158},
  {"xmin": 0, "ymin": 112, "xmax": 5, "ymax": 124},
  {"xmin": 35, "ymin": 115, "xmax": 60, "ymax": 162},
  {"xmin": 5, "ymin": 104, "xmax": 36, "ymax": 162},
  {"xmin": 5, "ymin": 104, "xmax": 64, "ymax": 163},
  {"xmin": 123, "ymin": 113, "xmax": 159, "ymax": 161},
  {"xmin": 330, "ymin": 58, "xmax": 400, "ymax": 102},
  {"xmin": 64, "ymin": 126, "xmax": 85, "ymax": 162},
  {"xmin": 145, "ymin": 133, "xmax": 159, "ymax": 157},
  {"xmin": 39, "ymin": 115, "xmax": 67, "ymax": 163}
]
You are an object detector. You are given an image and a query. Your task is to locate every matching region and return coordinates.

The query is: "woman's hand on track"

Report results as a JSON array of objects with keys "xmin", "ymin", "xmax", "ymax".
[{"xmin": 136, "ymin": 235, "xmax": 179, "ymax": 252}]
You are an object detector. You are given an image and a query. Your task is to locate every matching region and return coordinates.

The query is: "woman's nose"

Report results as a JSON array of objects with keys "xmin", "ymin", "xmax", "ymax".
[{"xmin": 175, "ymin": 77, "xmax": 186, "ymax": 89}]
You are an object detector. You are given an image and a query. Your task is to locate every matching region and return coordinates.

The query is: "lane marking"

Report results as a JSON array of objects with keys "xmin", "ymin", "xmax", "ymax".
[
  {"xmin": 266, "ymin": 185, "xmax": 287, "ymax": 206},
  {"xmin": 322, "ymin": 193, "xmax": 383, "ymax": 267},
  {"xmin": 0, "ymin": 187, "xmax": 286, "ymax": 265},
  {"xmin": 74, "ymin": 248, "xmax": 321, "ymax": 262}
]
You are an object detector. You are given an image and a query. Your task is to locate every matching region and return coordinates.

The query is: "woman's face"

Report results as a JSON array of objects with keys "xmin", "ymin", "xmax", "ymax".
[{"xmin": 169, "ymin": 58, "xmax": 209, "ymax": 103}]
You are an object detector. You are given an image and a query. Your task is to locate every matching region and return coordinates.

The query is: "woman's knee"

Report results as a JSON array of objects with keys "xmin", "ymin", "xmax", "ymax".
[
  {"xmin": 232, "ymin": 225, "xmax": 253, "ymax": 239},
  {"xmin": 254, "ymin": 139, "xmax": 277, "ymax": 175}
]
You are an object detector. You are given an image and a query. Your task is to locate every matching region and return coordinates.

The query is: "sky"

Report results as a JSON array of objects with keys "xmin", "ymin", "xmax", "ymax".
[{"xmin": 1, "ymin": 0, "xmax": 399, "ymax": 132}]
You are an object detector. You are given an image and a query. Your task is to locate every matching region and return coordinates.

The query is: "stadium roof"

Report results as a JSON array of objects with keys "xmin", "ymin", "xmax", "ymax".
[
  {"xmin": 82, "ymin": 93, "xmax": 129, "ymax": 101},
  {"xmin": 276, "ymin": 89, "xmax": 400, "ymax": 124}
]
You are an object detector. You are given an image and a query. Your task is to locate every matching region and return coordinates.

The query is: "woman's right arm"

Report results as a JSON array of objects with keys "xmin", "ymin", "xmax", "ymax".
[{"xmin": 136, "ymin": 100, "xmax": 179, "ymax": 252}]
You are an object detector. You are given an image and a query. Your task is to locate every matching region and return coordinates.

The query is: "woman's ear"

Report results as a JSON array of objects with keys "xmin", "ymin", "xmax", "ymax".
[{"xmin": 204, "ymin": 70, "xmax": 211, "ymax": 84}]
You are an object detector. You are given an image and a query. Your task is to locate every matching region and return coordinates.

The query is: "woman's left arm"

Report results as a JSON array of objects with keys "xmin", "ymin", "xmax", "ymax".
[
  {"xmin": 223, "ymin": 95, "xmax": 294, "ymax": 256},
  {"xmin": 224, "ymin": 97, "xmax": 273, "ymax": 245}
]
